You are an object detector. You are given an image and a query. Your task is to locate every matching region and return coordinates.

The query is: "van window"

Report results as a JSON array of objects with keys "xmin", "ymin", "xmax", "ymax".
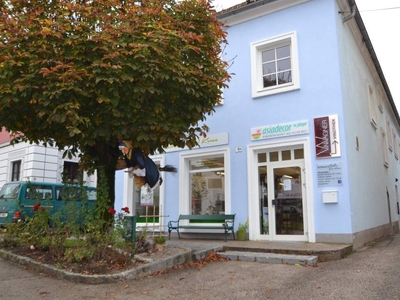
[
  {"xmin": 55, "ymin": 186, "xmax": 95, "ymax": 202},
  {"xmin": 26, "ymin": 185, "xmax": 53, "ymax": 201},
  {"xmin": 87, "ymin": 189, "xmax": 96, "ymax": 201},
  {"xmin": 0, "ymin": 182, "xmax": 20, "ymax": 199}
]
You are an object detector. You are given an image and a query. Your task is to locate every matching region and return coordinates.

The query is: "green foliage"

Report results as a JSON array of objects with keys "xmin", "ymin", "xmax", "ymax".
[
  {"xmin": 0, "ymin": 1, "xmax": 230, "ymax": 215},
  {"xmin": 0, "ymin": 1, "xmax": 230, "ymax": 225},
  {"xmin": 153, "ymin": 235, "xmax": 166, "ymax": 245},
  {"xmin": 0, "ymin": 182, "xmax": 133, "ymax": 266},
  {"xmin": 238, "ymin": 219, "xmax": 249, "ymax": 232}
]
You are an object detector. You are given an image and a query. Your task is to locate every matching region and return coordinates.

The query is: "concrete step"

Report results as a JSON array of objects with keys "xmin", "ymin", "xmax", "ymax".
[{"xmin": 218, "ymin": 251, "xmax": 318, "ymax": 266}]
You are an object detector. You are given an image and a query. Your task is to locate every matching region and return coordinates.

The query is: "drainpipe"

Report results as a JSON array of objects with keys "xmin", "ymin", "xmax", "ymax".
[{"xmin": 342, "ymin": 5, "xmax": 356, "ymax": 23}]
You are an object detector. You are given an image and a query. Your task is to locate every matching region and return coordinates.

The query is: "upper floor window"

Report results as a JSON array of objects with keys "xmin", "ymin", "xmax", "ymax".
[
  {"xmin": 11, "ymin": 160, "xmax": 21, "ymax": 181},
  {"xmin": 251, "ymin": 31, "xmax": 300, "ymax": 98},
  {"xmin": 62, "ymin": 161, "xmax": 82, "ymax": 184},
  {"xmin": 367, "ymin": 84, "xmax": 378, "ymax": 129}
]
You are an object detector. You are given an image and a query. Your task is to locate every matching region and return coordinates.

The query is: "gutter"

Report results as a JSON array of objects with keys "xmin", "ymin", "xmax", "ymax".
[
  {"xmin": 342, "ymin": 4, "xmax": 355, "ymax": 23},
  {"xmin": 217, "ymin": 0, "xmax": 279, "ymax": 19}
]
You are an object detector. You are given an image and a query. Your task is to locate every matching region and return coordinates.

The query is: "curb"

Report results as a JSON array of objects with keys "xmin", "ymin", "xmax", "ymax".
[
  {"xmin": 0, "ymin": 248, "xmax": 193, "ymax": 285},
  {"xmin": 218, "ymin": 251, "xmax": 318, "ymax": 265}
]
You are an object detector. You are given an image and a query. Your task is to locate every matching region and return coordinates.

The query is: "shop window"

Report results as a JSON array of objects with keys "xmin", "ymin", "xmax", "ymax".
[
  {"xmin": 133, "ymin": 183, "xmax": 161, "ymax": 224},
  {"xmin": 251, "ymin": 31, "xmax": 300, "ymax": 98},
  {"xmin": 189, "ymin": 153, "xmax": 226, "ymax": 215},
  {"xmin": 294, "ymin": 149, "xmax": 304, "ymax": 159},
  {"xmin": 269, "ymin": 151, "xmax": 279, "ymax": 162},
  {"xmin": 282, "ymin": 150, "xmax": 291, "ymax": 161}
]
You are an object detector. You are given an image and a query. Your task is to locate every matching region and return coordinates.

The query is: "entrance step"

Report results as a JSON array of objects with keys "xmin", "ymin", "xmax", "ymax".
[{"xmin": 218, "ymin": 251, "xmax": 318, "ymax": 266}]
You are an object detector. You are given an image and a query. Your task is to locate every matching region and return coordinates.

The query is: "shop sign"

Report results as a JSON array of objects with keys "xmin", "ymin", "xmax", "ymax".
[
  {"xmin": 314, "ymin": 115, "xmax": 341, "ymax": 158},
  {"xmin": 164, "ymin": 132, "xmax": 229, "ymax": 153},
  {"xmin": 250, "ymin": 120, "xmax": 309, "ymax": 141}
]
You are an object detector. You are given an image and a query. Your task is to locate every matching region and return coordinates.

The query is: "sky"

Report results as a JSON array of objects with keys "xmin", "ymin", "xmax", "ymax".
[{"xmin": 212, "ymin": 0, "xmax": 400, "ymax": 109}]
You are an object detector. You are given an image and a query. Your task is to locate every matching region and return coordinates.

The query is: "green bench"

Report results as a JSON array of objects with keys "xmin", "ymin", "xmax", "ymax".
[{"xmin": 167, "ymin": 214, "xmax": 236, "ymax": 241}]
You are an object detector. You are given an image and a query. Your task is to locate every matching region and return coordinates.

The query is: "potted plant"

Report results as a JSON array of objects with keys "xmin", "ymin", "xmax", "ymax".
[
  {"xmin": 237, "ymin": 220, "xmax": 248, "ymax": 241},
  {"xmin": 153, "ymin": 235, "xmax": 166, "ymax": 251}
]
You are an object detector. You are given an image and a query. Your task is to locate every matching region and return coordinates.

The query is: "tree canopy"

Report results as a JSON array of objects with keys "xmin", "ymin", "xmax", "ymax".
[{"xmin": 0, "ymin": 0, "xmax": 230, "ymax": 211}]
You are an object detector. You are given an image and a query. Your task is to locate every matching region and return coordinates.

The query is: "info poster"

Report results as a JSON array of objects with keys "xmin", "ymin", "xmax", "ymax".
[
  {"xmin": 140, "ymin": 186, "xmax": 154, "ymax": 206},
  {"xmin": 317, "ymin": 163, "xmax": 343, "ymax": 186}
]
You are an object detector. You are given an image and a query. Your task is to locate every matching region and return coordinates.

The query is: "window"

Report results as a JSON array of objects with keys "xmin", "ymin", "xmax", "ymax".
[
  {"xmin": 132, "ymin": 160, "xmax": 162, "ymax": 225},
  {"xmin": 11, "ymin": 160, "xmax": 21, "ymax": 182},
  {"xmin": 377, "ymin": 89, "xmax": 384, "ymax": 113},
  {"xmin": 393, "ymin": 133, "xmax": 398, "ymax": 160},
  {"xmin": 367, "ymin": 84, "xmax": 378, "ymax": 129},
  {"xmin": 25, "ymin": 185, "xmax": 53, "ymax": 200},
  {"xmin": 186, "ymin": 153, "xmax": 226, "ymax": 215},
  {"xmin": 63, "ymin": 161, "xmax": 82, "ymax": 184},
  {"xmin": 382, "ymin": 129, "xmax": 389, "ymax": 167},
  {"xmin": 251, "ymin": 31, "xmax": 300, "ymax": 98},
  {"xmin": 386, "ymin": 117, "xmax": 393, "ymax": 151}
]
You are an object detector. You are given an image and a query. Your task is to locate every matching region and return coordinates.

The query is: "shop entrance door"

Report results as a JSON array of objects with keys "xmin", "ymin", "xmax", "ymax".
[
  {"xmin": 271, "ymin": 166, "xmax": 304, "ymax": 237},
  {"xmin": 257, "ymin": 151, "xmax": 307, "ymax": 241}
]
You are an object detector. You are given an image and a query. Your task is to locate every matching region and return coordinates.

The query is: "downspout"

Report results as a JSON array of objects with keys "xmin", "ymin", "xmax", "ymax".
[{"xmin": 342, "ymin": 5, "xmax": 356, "ymax": 23}]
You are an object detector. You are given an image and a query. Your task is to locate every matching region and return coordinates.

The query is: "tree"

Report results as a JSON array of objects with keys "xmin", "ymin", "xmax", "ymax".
[{"xmin": 0, "ymin": 0, "xmax": 230, "ymax": 218}]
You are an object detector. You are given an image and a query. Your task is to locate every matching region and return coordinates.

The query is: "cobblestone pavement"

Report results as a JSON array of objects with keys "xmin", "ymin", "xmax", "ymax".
[{"xmin": 0, "ymin": 235, "xmax": 400, "ymax": 299}]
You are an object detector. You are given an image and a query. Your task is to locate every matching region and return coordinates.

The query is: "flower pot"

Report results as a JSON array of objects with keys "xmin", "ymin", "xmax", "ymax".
[
  {"xmin": 155, "ymin": 243, "xmax": 164, "ymax": 251},
  {"xmin": 237, "ymin": 230, "xmax": 246, "ymax": 241}
]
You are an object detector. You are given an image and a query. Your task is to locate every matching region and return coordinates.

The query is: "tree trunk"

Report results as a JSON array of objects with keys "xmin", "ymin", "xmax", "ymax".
[{"xmin": 92, "ymin": 141, "xmax": 120, "ymax": 224}]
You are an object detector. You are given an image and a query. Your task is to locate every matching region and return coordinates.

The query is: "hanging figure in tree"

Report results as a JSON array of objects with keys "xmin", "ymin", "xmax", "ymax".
[{"xmin": 118, "ymin": 141, "xmax": 177, "ymax": 191}]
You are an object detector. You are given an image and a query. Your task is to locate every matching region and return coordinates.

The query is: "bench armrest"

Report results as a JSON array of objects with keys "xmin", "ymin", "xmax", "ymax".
[
  {"xmin": 222, "ymin": 219, "xmax": 234, "ymax": 228},
  {"xmin": 168, "ymin": 220, "xmax": 179, "ymax": 228}
]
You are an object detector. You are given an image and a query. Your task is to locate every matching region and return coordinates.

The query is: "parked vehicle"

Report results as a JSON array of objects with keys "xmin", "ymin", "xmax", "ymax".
[{"xmin": 0, "ymin": 181, "xmax": 96, "ymax": 226}]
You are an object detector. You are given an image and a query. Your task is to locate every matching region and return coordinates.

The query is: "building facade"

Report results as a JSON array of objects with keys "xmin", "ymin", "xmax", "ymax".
[
  {"xmin": 118, "ymin": 0, "xmax": 400, "ymax": 248},
  {"xmin": 0, "ymin": 128, "xmax": 97, "ymax": 188}
]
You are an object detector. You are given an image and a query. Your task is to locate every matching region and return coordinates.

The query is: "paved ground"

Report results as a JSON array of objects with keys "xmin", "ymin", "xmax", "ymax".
[{"xmin": 0, "ymin": 234, "xmax": 399, "ymax": 299}]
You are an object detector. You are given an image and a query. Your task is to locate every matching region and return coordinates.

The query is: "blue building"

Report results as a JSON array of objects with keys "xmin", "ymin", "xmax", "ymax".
[{"xmin": 117, "ymin": 0, "xmax": 400, "ymax": 249}]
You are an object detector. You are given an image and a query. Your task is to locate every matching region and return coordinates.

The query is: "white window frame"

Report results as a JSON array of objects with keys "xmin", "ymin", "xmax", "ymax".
[
  {"xmin": 251, "ymin": 31, "xmax": 300, "ymax": 98},
  {"xmin": 393, "ymin": 132, "xmax": 398, "ymax": 160},
  {"xmin": 386, "ymin": 117, "xmax": 393, "ymax": 151},
  {"xmin": 10, "ymin": 159, "xmax": 22, "ymax": 182},
  {"xmin": 367, "ymin": 83, "xmax": 378, "ymax": 129},
  {"xmin": 377, "ymin": 88, "xmax": 384, "ymax": 113},
  {"xmin": 179, "ymin": 148, "xmax": 230, "ymax": 216},
  {"xmin": 381, "ymin": 128, "xmax": 389, "ymax": 168}
]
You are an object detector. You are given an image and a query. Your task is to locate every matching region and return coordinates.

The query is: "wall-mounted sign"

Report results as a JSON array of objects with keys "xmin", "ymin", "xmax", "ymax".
[
  {"xmin": 250, "ymin": 120, "xmax": 309, "ymax": 141},
  {"xmin": 314, "ymin": 115, "xmax": 341, "ymax": 158},
  {"xmin": 164, "ymin": 132, "xmax": 229, "ymax": 153},
  {"xmin": 317, "ymin": 162, "xmax": 342, "ymax": 186},
  {"xmin": 140, "ymin": 186, "xmax": 154, "ymax": 206}
]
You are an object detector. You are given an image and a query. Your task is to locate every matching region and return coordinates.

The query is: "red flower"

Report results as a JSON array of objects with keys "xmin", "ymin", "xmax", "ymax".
[
  {"xmin": 122, "ymin": 207, "xmax": 130, "ymax": 214},
  {"xmin": 33, "ymin": 203, "xmax": 41, "ymax": 212},
  {"xmin": 108, "ymin": 208, "xmax": 116, "ymax": 215}
]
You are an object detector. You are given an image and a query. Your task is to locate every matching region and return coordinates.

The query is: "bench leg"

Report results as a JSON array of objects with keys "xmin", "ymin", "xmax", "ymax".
[{"xmin": 232, "ymin": 230, "xmax": 236, "ymax": 240}]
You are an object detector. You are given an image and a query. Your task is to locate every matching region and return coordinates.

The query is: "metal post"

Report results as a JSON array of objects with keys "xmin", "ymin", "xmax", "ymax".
[{"xmin": 124, "ymin": 216, "xmax": 136, "ymax": 258}]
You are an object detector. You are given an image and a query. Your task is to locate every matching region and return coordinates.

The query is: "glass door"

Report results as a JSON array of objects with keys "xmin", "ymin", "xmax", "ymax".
[
  {"xmin": 256, "ymin": 147, "xmax": 306, "ymax": 241},
  {"xmin": 272, "ymin": 166, "xmax": 304, "ymax": 237}
]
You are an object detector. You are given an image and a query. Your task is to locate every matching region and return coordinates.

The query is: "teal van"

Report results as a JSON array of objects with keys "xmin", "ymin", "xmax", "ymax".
[{"xmin": 0, "ymin": 181, "xmax": 96, "ymax": 226}]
